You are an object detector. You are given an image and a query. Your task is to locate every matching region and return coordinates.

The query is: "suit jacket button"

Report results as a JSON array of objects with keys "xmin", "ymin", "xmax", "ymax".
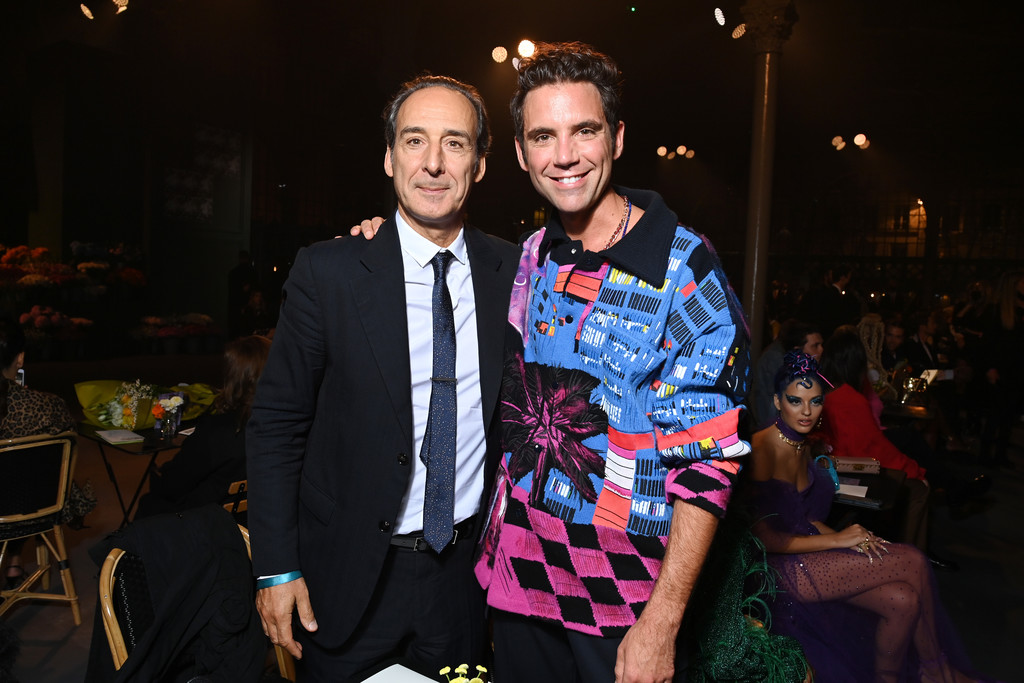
[
  {"xmin": 379, "ymin": 520, "xmax": 392, "ymax": 532},
  {"xmin": 397, "ymin": 452, "xmax": 409, "ymax": 466}
]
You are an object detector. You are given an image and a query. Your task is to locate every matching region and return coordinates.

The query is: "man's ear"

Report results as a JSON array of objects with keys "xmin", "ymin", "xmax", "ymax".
[
  {"xmin": 474, "ymin": 155, "xmax": 487, "ymax": 183},
  {"xmin": 514, "ymin": 137, "xmax": 529, "ymax": 172},
  {"xmin": 384, "ymin": 147, "xmax": 394, "ymax": 178},
  {"xmin": 612, "ymin": 120, "xmax": 625, "ymax": 160}
]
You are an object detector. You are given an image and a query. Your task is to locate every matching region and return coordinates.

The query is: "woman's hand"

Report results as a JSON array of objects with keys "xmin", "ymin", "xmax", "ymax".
[{"xmin": 833, "ymin": 523, "xmax": 889, "ymax": 561}]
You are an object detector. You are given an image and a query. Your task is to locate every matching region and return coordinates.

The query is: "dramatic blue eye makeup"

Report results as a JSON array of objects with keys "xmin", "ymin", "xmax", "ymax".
[
  {"xmin": 785, "ymin": 395, "xmax": 802, "ymax": 405},
  {"xmin": 810, "ymin": 396, "xmax": 824, "ymax": 406}
]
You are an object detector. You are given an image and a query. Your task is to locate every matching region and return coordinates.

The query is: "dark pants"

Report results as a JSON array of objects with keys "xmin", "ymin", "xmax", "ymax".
[
  {"xmin": 492, "ymin": 609, "xmax": 688, "ymax": 683},
  {"xmin": 296, "ymin": 536, "xmax": 485, "ymax": 682}
]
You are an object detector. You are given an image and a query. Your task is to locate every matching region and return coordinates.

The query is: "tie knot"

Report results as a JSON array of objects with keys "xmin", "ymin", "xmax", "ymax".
[{"xmin": 430, "ymin": 250, "xmax": 455, "ymax": 282}]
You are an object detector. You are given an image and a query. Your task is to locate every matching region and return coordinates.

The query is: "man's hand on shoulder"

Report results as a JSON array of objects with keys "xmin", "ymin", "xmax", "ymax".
[
  {"xmin": 255, "ymin": 578, "xmax": 317, "ymax": 659},
  {"xmin": 615, "ymin": 612, "xmax": 677, "ymax": 683},
  {"xmin": 339, "ymin": 216, "xmax": 385, "ymax": 239}
]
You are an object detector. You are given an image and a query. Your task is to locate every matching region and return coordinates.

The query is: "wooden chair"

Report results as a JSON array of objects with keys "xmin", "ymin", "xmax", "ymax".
[
  {"xmin": 0, "ymin": 431, "xmax": 81, "ymax": 625},
  {"xmin": 99, "ymin": 522, "xmax": 296, "ymax": 681},
  {"xmin": 222, "ymin": 479, "xmax": 248, "ymax": 522}
]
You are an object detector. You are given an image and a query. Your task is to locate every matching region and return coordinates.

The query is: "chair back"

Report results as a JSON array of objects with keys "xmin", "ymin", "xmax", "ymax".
[
  {"xmin": 0, "ymin": 432, "xmax": 81, "ymax": 625},
  {"xmin": 222, "ymin": 479, "xmax": 248, "ymax": 517},
  {"xmin": 99, "ymin": 522, "xmax": 295, "ymax": 680},
  {"xmin": 0, "ymin": 432, "xmax": 76, "ymax": 525}
]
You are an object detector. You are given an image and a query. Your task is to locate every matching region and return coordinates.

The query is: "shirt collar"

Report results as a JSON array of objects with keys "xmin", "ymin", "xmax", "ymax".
[
  {"xmin": 394, "ymin": 211, "xmax": 468, "ymax": 268},
  {"xmin": 538, "ymin": 186, "xmax": 678, "ymax": 284}
]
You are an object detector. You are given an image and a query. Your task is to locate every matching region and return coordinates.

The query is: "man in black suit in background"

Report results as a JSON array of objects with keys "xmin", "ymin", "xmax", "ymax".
[{"xmin": 246, "ymin": 75, "xmax": 518, "ymax": 680}]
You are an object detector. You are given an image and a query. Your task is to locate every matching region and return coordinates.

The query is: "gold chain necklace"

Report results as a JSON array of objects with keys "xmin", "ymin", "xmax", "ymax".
[
  {"xmin": 603, "ymin": 194, "xmax": 632, "ymax": 250},
  {"xmin": 776, "ymin": 426, "xmax": 805, "ymax": 452}
]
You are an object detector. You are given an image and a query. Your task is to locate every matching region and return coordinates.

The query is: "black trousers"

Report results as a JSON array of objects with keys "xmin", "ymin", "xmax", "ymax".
[
  {"xmin": 491, "ymin": 609, "xmax": 689, "ymax": 683},
  {"xmin": 296, "ymin": 536, "xmax": 485, "ymax": 682}
]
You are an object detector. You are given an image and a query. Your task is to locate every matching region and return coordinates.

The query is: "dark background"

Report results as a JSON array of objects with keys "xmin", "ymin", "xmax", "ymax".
[{"xmin": 3, "ymin": 0, "xmax": 1022, "ymax": 323}]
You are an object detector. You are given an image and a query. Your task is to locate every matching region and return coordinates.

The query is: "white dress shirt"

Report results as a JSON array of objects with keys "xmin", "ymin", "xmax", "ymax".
[{"xmin": 393, "ymin": 212, "xmax": 487, "ymax": 535}]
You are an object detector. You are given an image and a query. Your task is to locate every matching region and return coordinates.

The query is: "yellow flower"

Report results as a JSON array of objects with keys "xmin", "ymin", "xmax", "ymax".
[{"xmin": 455, "ymin": 664, "xmax": 469, "ymax": 675}]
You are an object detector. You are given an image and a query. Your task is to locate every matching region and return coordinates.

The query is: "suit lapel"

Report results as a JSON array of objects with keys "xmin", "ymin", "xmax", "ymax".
[
  {"xmin": 351, "ymin": 221, "xmax": 413, "ymax": 447},
  {"xmin": 465, "ymin": 227, "xmax": 509, "ymax": 428}
]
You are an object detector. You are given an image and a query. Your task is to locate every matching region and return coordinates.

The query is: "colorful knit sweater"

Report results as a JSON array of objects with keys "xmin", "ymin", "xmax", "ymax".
[{"xmin": 474, "ymin": 188, "xmax": 751, "ymax": 637}]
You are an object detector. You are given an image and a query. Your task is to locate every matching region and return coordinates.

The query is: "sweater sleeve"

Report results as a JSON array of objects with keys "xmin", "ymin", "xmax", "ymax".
[{"xmin": 649, "ymin": 231, "xmax": 751, "ymax": 518}]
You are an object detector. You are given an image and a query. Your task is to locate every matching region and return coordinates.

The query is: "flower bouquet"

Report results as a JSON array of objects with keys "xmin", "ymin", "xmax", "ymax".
[
  {"xmin": 152, "ymin": 392, "xmax": 186, "ymax": 438},
  {"xmin": 92, "ymin": 379, "xmax": 155, "ymax": 430}
]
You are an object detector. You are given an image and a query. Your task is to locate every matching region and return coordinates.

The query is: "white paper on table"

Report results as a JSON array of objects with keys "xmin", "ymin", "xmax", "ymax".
[
  {"xmin": 361, "ymin": 664, "xmax": 436, "ymax": 682},
  {"xmin": 837, "ymin": 483, "xmax": 869, "ymax": 498}
]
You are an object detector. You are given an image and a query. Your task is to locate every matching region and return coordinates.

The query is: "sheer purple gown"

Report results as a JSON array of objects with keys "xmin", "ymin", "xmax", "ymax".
[{"xmin": 749, "ymin": 465, "xmax": 980, "ymax": 683}]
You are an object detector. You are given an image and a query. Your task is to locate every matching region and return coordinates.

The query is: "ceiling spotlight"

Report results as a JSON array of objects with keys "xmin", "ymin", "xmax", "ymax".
[
  {"xmin": 81, "ymin": 3, "xmax": 94, "ymax": 18},
  {"xmin": 492, "ymin": 46, "xmax": 508, "ymax": 63},
  {"xmin": 518, "ymin": 40, "xmax": 535, "ymax": 58},
  {"xmin": 685, "ymin": 149, "xmax": 695, "ymax": 159},
  {"xmin": 853, "ymin": 133, "xmax": 867, "ymax": 146},
  {"xmin": 732, "ymin": 24, "xmax": 746, "ymax": 39},
  {"xmin": 831, "ymin": 135, "xmax": 844, "ymax": 147},
  {"xmin": 656, "ymin": 146, "xmax": 667, "ymax": 157},
  {"xmin": 835, "ymin": 141, "xmax": 846, "ymax": 151},
  {"xmin": 715, "ymin": 8, "xmax": 726, "ymax": 26},
  {"xmin": 667, "ymin": 152, "xmax": 677, "ymax": 160},
  {"xmin": 113, "ymin": 0, "xmax": 128, "ymax": 12},
  {"xmin": 857, "ymin": 139, "xmax": 870, "ymax": 149},
  {"xmin": 676, "ymin": 145, "xmax": 687, "ymax": 155}
]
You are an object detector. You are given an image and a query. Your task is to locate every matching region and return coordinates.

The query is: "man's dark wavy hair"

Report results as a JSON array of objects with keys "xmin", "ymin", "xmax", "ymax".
[{"xmin": 510, "ymin": 41, "xmax": 623, "ymax": 147}]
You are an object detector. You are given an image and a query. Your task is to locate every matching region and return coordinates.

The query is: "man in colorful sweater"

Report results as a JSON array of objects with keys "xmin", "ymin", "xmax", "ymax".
[{"xmin": 473, "ymin": 43, "xmax": 751, "ymax": 682}]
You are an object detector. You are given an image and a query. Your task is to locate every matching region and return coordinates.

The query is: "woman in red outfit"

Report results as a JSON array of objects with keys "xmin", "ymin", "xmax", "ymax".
[{"xmin": 819, "ymin": 327, "xmax": 930, "ymax": 550}]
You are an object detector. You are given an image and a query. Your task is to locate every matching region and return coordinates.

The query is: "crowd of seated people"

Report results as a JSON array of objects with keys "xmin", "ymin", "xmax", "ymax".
[{"xmin": 739, "ymin": 268, "xmax": 1023, "ymax": 678}]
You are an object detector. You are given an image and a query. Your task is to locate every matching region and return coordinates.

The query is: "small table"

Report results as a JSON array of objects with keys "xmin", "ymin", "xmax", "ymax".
[
  {"xmin": 833, "ymin": 468, "xmax": 906, "ymax": 511},
  {"xmin": 78, "ymin": 422, "xmax": 186, "ymax": 527}
]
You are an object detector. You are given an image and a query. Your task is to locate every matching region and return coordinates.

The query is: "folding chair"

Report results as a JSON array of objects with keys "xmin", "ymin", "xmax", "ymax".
[
  {"xmin": 99, "ymin": 522, "xmax": 295, "ymax": 681},
  {"xmin": 0, "ymin": 431, "xmax": 81, "ymax": 625}
]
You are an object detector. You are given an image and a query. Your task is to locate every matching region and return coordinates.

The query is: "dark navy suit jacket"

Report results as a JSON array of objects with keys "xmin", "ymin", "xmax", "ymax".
[{"xmin": 246, "ymin": 219, "xmax": 518, "ymax": 648}]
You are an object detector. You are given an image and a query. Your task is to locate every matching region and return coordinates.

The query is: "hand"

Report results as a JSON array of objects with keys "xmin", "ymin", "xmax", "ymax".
[
  {"xmin": 835, "ymin": 523, "xmax": 888, "ymax": 561},
  {"xmin": 345, "ymin": 216, "xmax": 385, "ymax": 239},
  {"xmin": 614, "ymin": 615, "xmax": 676, "ymax": 683},
  {"xmin": 256, "ymin": 578, "xmax": 317, "ymax": 659}
]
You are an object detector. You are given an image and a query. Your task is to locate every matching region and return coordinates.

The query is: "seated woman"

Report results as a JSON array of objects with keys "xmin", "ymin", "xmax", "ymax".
[
  {"xmin": 1, "ymin": 315, "xmax": 80, "ymax": 588},
  {"xmin": 137, "ymin": 335, "xmax": 271, "ymax": 518},
  {"xmin": 746, "ymin": 351, "xmax": 981, "ymax": 682},
  {"xmin": 819, "ymin": 327, "xmax": 933, "ymax": 552}
]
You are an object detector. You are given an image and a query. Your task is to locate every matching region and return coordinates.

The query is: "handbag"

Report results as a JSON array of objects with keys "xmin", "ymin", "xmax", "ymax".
[{"xmin": 833, "ymin": 456, "xmax": 881, "ymax": 474}]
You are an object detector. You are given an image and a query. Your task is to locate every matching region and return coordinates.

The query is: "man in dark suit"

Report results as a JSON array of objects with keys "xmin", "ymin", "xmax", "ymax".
[{"xmin": 246, "ymin": 75, "xmax": 519, "ymax": 680}]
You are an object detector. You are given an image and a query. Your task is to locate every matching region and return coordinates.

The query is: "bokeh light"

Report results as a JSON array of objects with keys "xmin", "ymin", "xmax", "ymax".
[
  {"xmin": 518, "ymin": 40, "xmax": 535, "ymax": 58},
  {"xmin": 492, "ymin": 46, "xmax": 508, "ymax": 63}
]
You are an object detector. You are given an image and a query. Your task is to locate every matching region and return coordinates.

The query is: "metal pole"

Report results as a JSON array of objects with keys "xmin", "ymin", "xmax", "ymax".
[{"xmin": 740, "ymin": 0, "xmax": 798, "ymax": 358}]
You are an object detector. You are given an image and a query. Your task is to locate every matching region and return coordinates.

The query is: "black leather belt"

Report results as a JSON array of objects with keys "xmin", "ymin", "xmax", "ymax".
[{"xmin": 389, "ymin": 515, "xmax": 477, "ymax": 552}]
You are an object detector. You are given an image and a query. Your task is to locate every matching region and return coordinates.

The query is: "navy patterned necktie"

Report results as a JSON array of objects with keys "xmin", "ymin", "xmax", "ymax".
[{"xmin": 421, "ymin": 250, "xmax": 457, "ymax": 552}]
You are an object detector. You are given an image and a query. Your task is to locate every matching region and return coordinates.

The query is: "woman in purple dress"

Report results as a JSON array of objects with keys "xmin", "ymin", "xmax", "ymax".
[{"xmin": 746, "ymin": 351, "xmax": 980, "ymax": 682}]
